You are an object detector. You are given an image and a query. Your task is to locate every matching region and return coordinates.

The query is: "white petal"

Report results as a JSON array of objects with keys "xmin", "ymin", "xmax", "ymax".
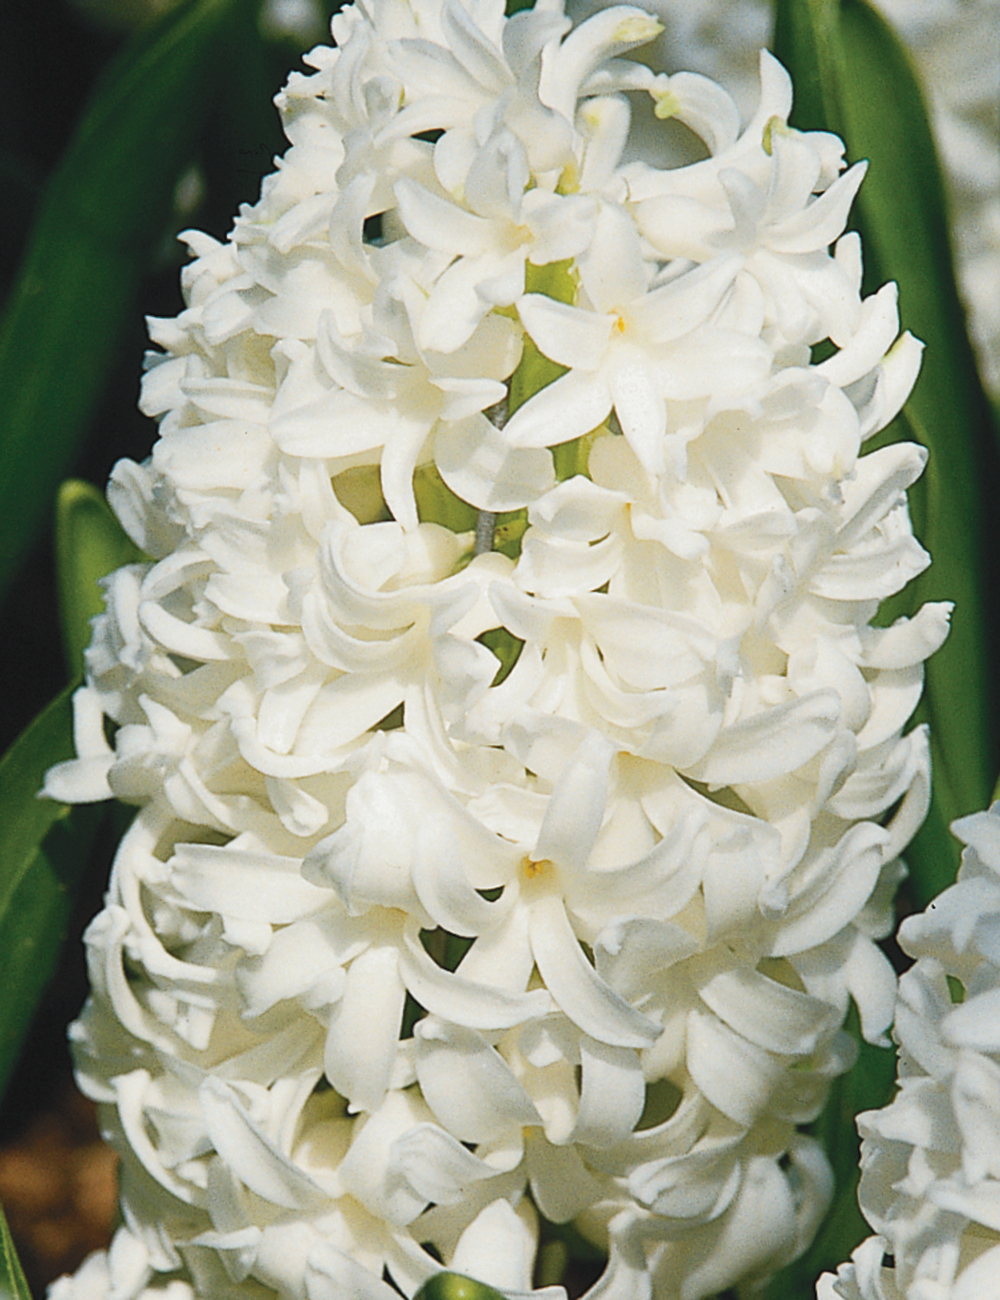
[
  {"xmin": 43, "ymin": 754, "xmax": 114, "ymax": 804},
  {"xmin": 457, "ymin": 902, "xmax": 536, "ymax": 995},
  {"xmin": 415, "ymin": 1018, "xmax": 540, "ymax": 1142},
  {"xmin": 769, "ymin": 822, "xmax": 889, "ymax": 956},
  {"xmin": 324, "ymin": 944, "xmax": 406, "ymax": 1113},
  {"xmin": 769, "ymin": 162, "xmax": 867, "ymax": 255},
  {"xmin": 576, "ymin": 202, "xmax": 647, "ymax": 314},
  {"xmin": 608, "ymin": 352, "xmax": 666, "ymax": 476},
  {"xmin": 870, "ymin": 330, "xmax": 923, "ymax": 435},
  {"xmin": 840, "ymin": 931, "xmax": 898, "ymax": 1047},
  {"xmin": 671, "ymin": 1154, "xmax": 799, "ymax": 1298},
  {"xmin": 516, "ymin": 530, "xmax": 622, "ymax": 599},
  {"xmin": 138, "ymin": 601, "xmax": 229, "ymax": 661},
  {"xmin": 434, "ymin": 376, "xmax": 507, "ymax": 422},
  {"xmin": 504, "ymin": 367, "xmax": 613, "ymax": 448},
  {"xmin": 573, "ymin": 594, "xmax": 714, "ymax": 690},
  {"xmin": 528, "ymin": 892, "xmax": 660, "ymax": 1048},
  {"xmin": 837, "ymin": 441, "xmax": 928, "ymax": 550},
  {"xmin": 400, "ymin": 925, "xmax": 551, "ymax": 1028},
  {"xmin": 516, "ymin": 295, "xmax": 612, "ymax": 371},
  {"xmin": 440, "ymin": 0, "xmax": 511, "ymax": 93},
  {"xmin": 695, "ymin": 963, "xmax": 839, "ymax": 1057},
  {"xmin": 390, "ymin": 1122, "xmax": 499, "ymax": 1206},
  {"xmin": 596, "ymin": 917, "xmax": 699, "ymax": 1000},
  {"xmin": 200, "ymin": 1077, "xmax": 327, "ymax": 1210},
  {"xmin": 421, "ymin": 254, "xmax": 516, "ymax": 353},
  {"xmin": 450, "ymin": 1199, "xmax": 539, "ymax": 1294},
  {"xmin": 667, "ymin": 70, "xmax": 741, "ymax": 153},
  {"xmin": 523, "ymin": 1130, "xmax": 601, "ymax": 1223},
  {"xmin": 436, "ymin": 414, "xmax": 555, "ymax": 511},
  {"xmin": 395, "ymin": 177, "xmax": 497, "ymax": 257},
  {"xmin": 583, "ymin": 1230, "xmax": 651, "ymax": 1300},
  {"xmin": 381, "ymin": 416, "xmax": 433, "ymax": 532},
  {"xmin": 571, "ymin": 1035, "xmax": 645, "ymax": 1147},
  {"xmin": 534, "ymin": 731, "xmax": 614, "ymax": 874},
  {"xmin": 691, "ymin": 691, "xmax": 841, "ymax": 786},
  {"xmin": 170, "ymin": 844, "xmax": 330, "ymax": 923},
  {"xmin": 943, "ymin": 988, "xmax": 1000, "ymax": 1054},
  {"xmin": 686, "ymin": 1011, "xmax": 784, "ymax": 1126},
  {"xmin": 306, "ymin": 1247, "xmax": 401, "ymax": 1300},
  {"xmin": 859, "ymin": 602, "xmax": 952, "ymax": 670},
  {"xmin": 630, "ymin": 255, "xmax": 742, "ymax": 344},
  {"xmin": 818, "ymin": 283, "xmax": 901, "ymax": 387},
  {"xmin": 236, "ymin": 916, "xmax": 352, "ymax": 1018}
]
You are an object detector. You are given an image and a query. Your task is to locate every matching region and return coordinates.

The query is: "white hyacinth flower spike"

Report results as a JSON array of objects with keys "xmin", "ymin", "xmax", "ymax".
[
  {"xmin": 818, "ymin": 804, "xmax": 1000, "ymax": 1300},
  {"xmin": 43, "ymin": 1, "xmax": 942, "ymax": 1298}
]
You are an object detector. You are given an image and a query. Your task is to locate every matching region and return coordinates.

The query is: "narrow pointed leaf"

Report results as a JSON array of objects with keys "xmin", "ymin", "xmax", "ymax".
[
  {"xmin": 773, "ymin": 0, "xmax": 844, "ymax": 136},
  {"xmin": 0, "ymin": 0, "xmax": 244, "ymax": 604},
  {"xmin": 0, "ymin": 1201, "xmax": 31, "ymax": 1300},
  {"xmin": 56, "ymin": 479, "xmax": 144, "ymax": 677},
  {"xmin": 0, "ymin": 686, "xmax": 104, "ymax": 1102}
]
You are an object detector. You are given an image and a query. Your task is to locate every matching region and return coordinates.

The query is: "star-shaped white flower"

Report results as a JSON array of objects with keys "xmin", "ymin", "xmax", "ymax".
[{"xmin": 504, "ymin": 204, "xmax": 770, "ymax": 475}]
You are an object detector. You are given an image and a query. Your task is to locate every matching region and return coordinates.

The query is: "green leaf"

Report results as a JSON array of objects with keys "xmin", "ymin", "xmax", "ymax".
[
  {"xmin": 0, "ymin": 686, "xmax": 104, "ymax": 1103},
  {"xmin": 0, "ymin": 1200, "xmax": 31, "ymax": 1300},
  {"xmin": 55, "ymin": 479, "xmax": 144, "ymax": 678},
  {"xmin": 0, "ymin": 0, "xmax": 246, "ymax": 605},
  {"xmin": 775, "ymin": 0, "xmax": 999, "ymax": 896},
  {"xmin": 414, "ymin": 1274, "xmax": 506, "ymax": 1300},
  {"xmin": 773, "ymin": 0, "xmax": 845, "ymax": 137}
]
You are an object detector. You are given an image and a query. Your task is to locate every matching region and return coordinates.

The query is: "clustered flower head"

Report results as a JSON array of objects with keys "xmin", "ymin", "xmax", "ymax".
[
  {"xmin": 45, "ymin": 1, "xmax": 943, "ymax": 1296},
  {"xmin": 819, "ymin": 804, "xmax": 1000, "ymax": 1300}
]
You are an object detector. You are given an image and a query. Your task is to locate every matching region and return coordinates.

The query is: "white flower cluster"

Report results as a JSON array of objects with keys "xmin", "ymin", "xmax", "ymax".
[
  {"xmin": 45, "ymin": 1, "xmax": 942, "ymax": 1297},
  {"xmin": 576, "ymin": 0, "xmax": 1000, "ymax": 396},
  {"xmin": 818, "ymin": 804, "xmax": 1000, "ymax": 1300}
]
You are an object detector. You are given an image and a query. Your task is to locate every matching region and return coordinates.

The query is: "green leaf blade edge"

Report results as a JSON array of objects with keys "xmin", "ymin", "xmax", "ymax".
[
  {"xmin": 0, "ymin": 1200, "xmax": 32, "ymax": 1300},
  {"xmin": 0, "ymin": 0, "xmax": 244, "ymax": 605},
  {"xmin": 56, "ymin": 479, "xmax": 144, "ymax": 678},
  {"xmin": 0, "ymin": 686, "xmax": 104, "ymax": 1103}
]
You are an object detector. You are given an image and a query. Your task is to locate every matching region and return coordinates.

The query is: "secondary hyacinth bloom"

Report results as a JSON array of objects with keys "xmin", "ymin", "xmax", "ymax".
[
  {"xmin": 44, "ymin": 1, "xmax": 942, "ymax": 1297},
  {"xmin": 818, "ymin": 805, "xmax": 1000, "ymax": 1300}
]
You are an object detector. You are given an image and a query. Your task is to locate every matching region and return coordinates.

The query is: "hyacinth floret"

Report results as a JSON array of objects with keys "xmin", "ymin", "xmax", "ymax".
[
  {"xmin": 44, "ymin": 1, "xmax": 943, "ymax": 1297},
  {"xmin": 818, "ymin": 804, "xmax": 1000, "ymax": 1300}
]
